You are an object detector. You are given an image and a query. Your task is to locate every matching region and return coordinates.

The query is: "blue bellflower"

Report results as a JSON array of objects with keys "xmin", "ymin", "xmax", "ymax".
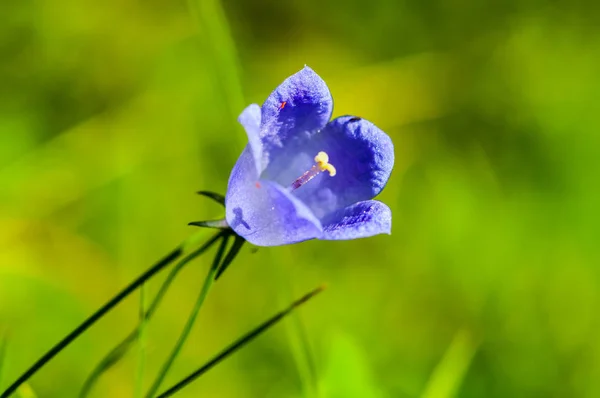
[{"xmin": 225, "ymin": 66, "xmax": 394, "ymax": 246}]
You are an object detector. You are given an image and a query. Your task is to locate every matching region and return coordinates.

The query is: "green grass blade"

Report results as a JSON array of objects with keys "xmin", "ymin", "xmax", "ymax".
[
  {"xmin": 1, "ymin": 241, "xmax": 191, "ymax": 398},
  {"xmin": 188, "ymin": 0, "xmax": 245, "ymax": 118},
  {"xmin": 421, "ymin": 329, "xmax": 479, "ymax": 398},
  {"xmin": 0, "ymin": 329, "xmax": 7, "ymax": 390},
  {"xmin": 215, "ymin": 236, "xmax": 245, "ymax": 280},
  {"xmin": 156, "ymin": 285, "xmax": 326, "ymax": 398},
  {"xmin": 274, "ymin": 261, "xmax": 320, "ymax": 398},
  {"xmin": 79, "ymin": 231, "xmax": 223, "ymax": 398},
  {"xmin": 135, "ymin": 284, "xmax": 148, "ymax": 398},
  {"xmin": 145, "ymin": 234, "xmax": 230, "ymax": 398},
  {"xmin": 287, "ymin": 309, "xmax": 320, "ymax": 398}
]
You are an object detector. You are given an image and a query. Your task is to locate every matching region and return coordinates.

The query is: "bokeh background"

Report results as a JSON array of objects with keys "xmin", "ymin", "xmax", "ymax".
[{"xmin": 1, "ymin": 0, "xmax": 599, "ymax": 397}]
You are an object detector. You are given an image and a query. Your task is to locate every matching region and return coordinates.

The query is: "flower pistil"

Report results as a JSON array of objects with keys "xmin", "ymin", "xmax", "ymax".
[{"xmin": 289, "ymin": 151, "xmax": 336, "ymax": 192}]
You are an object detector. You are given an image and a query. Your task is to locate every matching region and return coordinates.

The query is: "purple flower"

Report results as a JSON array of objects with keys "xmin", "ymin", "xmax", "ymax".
[{"xmin": 225, "ymin": 66, "xmax": 394, "ymax": 246}]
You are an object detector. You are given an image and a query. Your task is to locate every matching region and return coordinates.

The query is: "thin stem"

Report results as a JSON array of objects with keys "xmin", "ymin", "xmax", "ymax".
[
  {"xmin": 187, "ymin": 0, "xmax": 245, "ymax": 119},
  {"xmin": 0, "ymin": 330, "xmax": 7, "ymax": 390},
  {"xmin": 134, "ymin": 284, "xmax": 148, "ymax": 398},
  {"xmin": 291, "ymin": 311, "xmax": 320, "ymax": 398},
  {"xmin": 215, "ymin": 236, "xmax": 245, "ymax": 280},
  {"xmin": 145, "ymin": 234, "xmax": 231, "ymax": 398},
  {"xmin": 0, "ymin": 246, "xmax": 188, "ymax": 398},
  {"xmin": 156, "ymin": 285, "xmax": 326, "ymax": 398},
  {"xmin": 277, "ymin": 260, "xmax": 320, "ymax": 398},
  {"xmin": 78, "ymin": 232, "xmax": 223, "ymax": 398},
  {"xmin": 0, "ymin": 229, "xmax": 210, "ymax": 398}
]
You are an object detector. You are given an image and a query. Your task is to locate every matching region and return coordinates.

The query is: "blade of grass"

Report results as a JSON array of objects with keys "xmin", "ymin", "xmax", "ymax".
[
  {"xmin": 287, "ymin": 304, "xmax": 320, "ymax": 398},
  {"xmin": 79, "ymin": 231, "xmax": 224, "ymax": 398},
  {"xmin": 421, "ymin": 329, "xmax": 479, "ymax": 398},
  {"xmin": 187, "ymin": 0, "xmax": 245, "ymax": 119},
  {"xmin": 156, "ymin": 284, "xmax": 326, "ymax": 398},
  {"xmin": 1, "ymin": 247, "xmax": 181, "ymax": 398},
  {"xmin": 275, "ymin": 257, "xmax": 320, "ymax": 398},
  {"xmin": 1, "ymin": 228, "xmax": 214, "ymax": 398},
  {"xmin": 214, "ymin": 236, "xmax": 245, "ymax": 280},
  {"xmin": 0, "ymin": 330, "xmax": 7, "ymax": 390},
  {"xmin": 145, "ymin": 234, "xmax": 231, "ymax": 397},
  {"xmin": 134, "ymin": 284, "xmax": 148, "ymax": 398}
]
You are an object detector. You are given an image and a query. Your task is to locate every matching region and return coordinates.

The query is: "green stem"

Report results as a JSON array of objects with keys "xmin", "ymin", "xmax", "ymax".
[
  {"xmin": 145, "ymin": 234, "xmax": 230, "ymax": 398},
  {"xmin": 215, "ymin": 236, "xmax": 245, "ymax": 280},
  {"xmin": 276, "ymin": 261, "xmax": 319, "ymax": 398},
  {"xmin": 187, "ymin": 0, "xmax": 245, "ymax": 119},
  {"xmin": 0, "ymin": 330, "xmax": 7, "ymax": 390},
  {"xmin": 155, "ymin": 285, "xmax": 326, "ymax": 398},
  {"xmin": 78, "ymin": 231, "xmax": 223, "ymax": 398},
  {"xmin": 134, "ymin": 284, "xmax": 147, "ymax": 398},
  {"xmin": 0, "ymin": 229, "xmax": 207, "ymax": 398}
]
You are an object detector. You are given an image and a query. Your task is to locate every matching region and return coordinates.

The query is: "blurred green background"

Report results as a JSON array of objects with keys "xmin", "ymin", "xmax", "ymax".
[{"xmin": 1, "ymin": 0, "xmax": 599, "ymax": 397}]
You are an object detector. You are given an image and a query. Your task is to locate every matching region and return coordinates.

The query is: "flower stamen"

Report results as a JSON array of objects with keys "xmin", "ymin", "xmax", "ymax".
[{"xmin": 290, "ymin": 151, "xmax": 336, "ymax": 191}]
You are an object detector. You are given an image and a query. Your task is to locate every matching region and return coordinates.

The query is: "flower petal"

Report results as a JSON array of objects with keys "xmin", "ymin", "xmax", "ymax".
[
  {"xmin": 265, "ymin": 116, "xmax": 394, "ymax": 219},
  {"xmin": 237, "ymin": 104, "xmax": 262, "ymax": 175},
  {"xmin": 258, "ymin": 66, "xmax": 333, "ymax": 172},
  {"xmin": 225, "ymin": 148, "xmax": 322, "ymax": 246},
  {"xmin": 320, "ymin": 200, "xmax": 391, "ymax": 240}
]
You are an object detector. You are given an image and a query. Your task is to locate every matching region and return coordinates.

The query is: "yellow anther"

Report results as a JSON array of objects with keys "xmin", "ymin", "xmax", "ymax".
[
  {"xmin": 290, "ymin": 151, "xmax": 337, "ymax": 191},
  {"xmin": 314, "ymin": 151, "xmax": 329, "ymax": 165},
  {"xmin": 323, "ymin": 163, "xmax": 336, "ymax": 177},
  {"xmin": 314, "ymin": 151, "xmax": 336, "ymax": 176}
]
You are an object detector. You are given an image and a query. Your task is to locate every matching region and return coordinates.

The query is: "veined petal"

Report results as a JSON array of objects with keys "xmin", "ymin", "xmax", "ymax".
[
  {"xmin": 225, "ymin": 151, "xmax": 322, "ymax": 246},
  {"xmin": 237, "ymin": 104, "xmax": 262, "ymax": 175},
  {"xmin": 266, "ymin": 116, "xmax": 394, "ymax": 219},
  {"xmin": 321, "ymin": 200, "xmax": 391, "ymax": 240},
  {"xmin": 258, "ymin": 66, "xmax": 333, "ymax": 172}
]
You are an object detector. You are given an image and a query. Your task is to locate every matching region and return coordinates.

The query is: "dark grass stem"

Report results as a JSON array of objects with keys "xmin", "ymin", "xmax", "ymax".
[
  {"xmin": 215, "ymin": 236, "xmax": 245, "ymax": 280},
  {"xmin": 0, "ymin": 228, "xmax": 215, "ymax": 398},
  {"xmin": 78, "ymin": 231, "xmax": 224, "ymax": 398},
  {"xmin": 145, "ymin": 234, "xmax": 232, "ymax": 398},
  {"xmin": 0, "ymin": 248, "xmax": 182, "ymax": 398},
  {"xmin": 155, "ymin": 285, "xmax": 326, "ymax": 398},
  {"xmin": 0, "ymin": 330, "xmax": 7, "ymax": 389},
  {"xmin": 135, "ymin": 284, "xmax": 148, "ymax": 398}
]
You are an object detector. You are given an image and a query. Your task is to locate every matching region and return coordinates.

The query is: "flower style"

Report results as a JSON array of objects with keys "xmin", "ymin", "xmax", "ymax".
[{"xmin": 225, "ymin": 66, "xmax": 394, "ymax": 246}]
